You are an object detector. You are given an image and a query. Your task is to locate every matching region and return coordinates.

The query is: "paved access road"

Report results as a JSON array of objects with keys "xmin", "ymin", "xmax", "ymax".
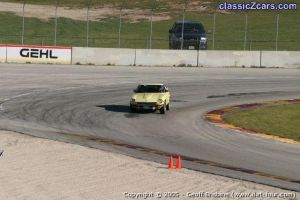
[{"xmin": 0, "ymin": 64, "xmax": 299, "ymax": 191}]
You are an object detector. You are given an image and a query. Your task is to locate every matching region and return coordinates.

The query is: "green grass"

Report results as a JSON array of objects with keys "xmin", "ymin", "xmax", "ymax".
[
  {"xmin": 223, "ymin": 104, "xmax": 300, "ymax": 141},
  {"xmin": 0, "ymin": 0, "xmax": 299, "ymax": 50}
]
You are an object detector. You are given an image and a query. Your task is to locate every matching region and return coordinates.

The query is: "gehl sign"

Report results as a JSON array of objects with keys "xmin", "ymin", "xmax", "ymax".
[
  {"xmin": 20, "ymin": 48, "xmax": 58, "ymax": 59},
  {"xmin": 5, "ymin": 45, "xmax": 72, "ymax": 64}
]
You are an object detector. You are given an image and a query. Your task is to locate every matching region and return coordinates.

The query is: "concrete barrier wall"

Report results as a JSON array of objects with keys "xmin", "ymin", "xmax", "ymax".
[
  {"xmin": 136, "ymin": 49, "xmax": 198, "ymax": 66},
  {"xmin": 0, "ymin": 46, "xmax": 292, "ymax": 68},
  {"xmin": 72, "ymin": 47, "xmax": 299, "ymax": 68},
  {"xmin": 198, "ymin": 51, "xmax": 261, "ymax": 68},
  {"xmin": 0, "ymin": 46, "xmax": 6, "ymax": 63},
  {"xmin": 72, "ymin": 47, "xmax": 136, "ymax": 66},
  {"xmin": 261, "ymin": 51, "xmax": 300, "ymax": 68}
]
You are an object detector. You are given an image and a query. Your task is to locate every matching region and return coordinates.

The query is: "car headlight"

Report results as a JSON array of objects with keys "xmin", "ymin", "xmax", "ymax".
[{"xmin": 200, "ymin": 37, "xmax": 207, "ymax": 42}]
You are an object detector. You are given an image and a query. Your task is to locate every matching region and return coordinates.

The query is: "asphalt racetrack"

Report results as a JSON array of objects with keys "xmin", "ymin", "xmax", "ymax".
[{"xmin": 0, "ymin": 64, "xmax": 300, "ymax": 191}]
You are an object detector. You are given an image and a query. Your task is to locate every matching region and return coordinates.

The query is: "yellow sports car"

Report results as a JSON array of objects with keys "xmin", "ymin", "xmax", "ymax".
[{"xmin": 130, "ymin": 84, "xmax": 171, "ymax": 114}]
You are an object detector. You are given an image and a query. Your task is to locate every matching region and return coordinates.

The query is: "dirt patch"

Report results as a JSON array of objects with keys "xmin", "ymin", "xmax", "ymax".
[
  {"xmin": 165, "ymin": 0, "xmax": 228, "ymax": 14},
  {"xmin": 0, "ymin": 2, "xmax": 171, "ymax": 22},
  {"xmin": 0, "ymin": 2, "xmax": 222, "ymax": 23}
]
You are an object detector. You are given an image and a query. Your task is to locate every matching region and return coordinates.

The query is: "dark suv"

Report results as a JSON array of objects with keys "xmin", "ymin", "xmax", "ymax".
[{"xmin": 169, "ymin": 21, "xmax": 208, "ymax": 50}]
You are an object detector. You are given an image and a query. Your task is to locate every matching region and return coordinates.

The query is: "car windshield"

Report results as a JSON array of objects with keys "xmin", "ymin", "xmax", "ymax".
[
  {"xmin": 135, "ymin": 85, "xmax": 164, "ymax": 93},
  {"xmin": 174, "ymin": 23, "xmax": 205, "ymax": 33}
]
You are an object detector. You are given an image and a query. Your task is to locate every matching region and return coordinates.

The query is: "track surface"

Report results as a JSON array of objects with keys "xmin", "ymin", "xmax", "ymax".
[{"xmin": 0, "ymin": 64, "xmax": 300, "ymax": 191}]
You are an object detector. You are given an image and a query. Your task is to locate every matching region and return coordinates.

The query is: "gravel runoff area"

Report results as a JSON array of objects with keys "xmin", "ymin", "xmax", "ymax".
[{"xmin": 0, "ymin": 130, "xmax": 298, "ymax": 200}]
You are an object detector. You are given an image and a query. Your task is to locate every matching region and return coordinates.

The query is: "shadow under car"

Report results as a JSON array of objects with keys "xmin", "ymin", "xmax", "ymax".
[{"xmin": 96, "ymin": 105, "xmax": 155, "ymax": 114}]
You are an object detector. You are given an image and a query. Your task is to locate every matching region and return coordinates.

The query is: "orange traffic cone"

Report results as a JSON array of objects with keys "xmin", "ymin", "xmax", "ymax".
[
  {"xmin": 176, "ymin": 155, "xmax": 182, "ymax": 170},
  {"xmin": 168, "ymin": 155, "xmax": 175, "ymax": 169}
]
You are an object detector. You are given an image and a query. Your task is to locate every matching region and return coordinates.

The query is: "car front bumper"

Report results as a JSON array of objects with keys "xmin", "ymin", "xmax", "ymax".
[
  {"xmin": 130, "ymin": 102, "xmax": 163, "ymax": 110},
  {"xmin": 174, "ymin": 40, "xmax": 207, "ymax": 50}
]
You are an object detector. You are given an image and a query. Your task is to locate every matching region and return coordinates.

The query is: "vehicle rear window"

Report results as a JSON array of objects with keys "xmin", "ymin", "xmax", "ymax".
[
  {"xmin": 136, "ymin": 85, "xmax": 164, "ymax": 93},
  {"xmin": 175, "ymin": 23, "xmax": 205, "ymax": 33}
]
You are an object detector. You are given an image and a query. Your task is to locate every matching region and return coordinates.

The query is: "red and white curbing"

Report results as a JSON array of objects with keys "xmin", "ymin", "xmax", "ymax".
[{"xmin": 205, "ymin": 99, "xmax": 300, "ymax": 145}]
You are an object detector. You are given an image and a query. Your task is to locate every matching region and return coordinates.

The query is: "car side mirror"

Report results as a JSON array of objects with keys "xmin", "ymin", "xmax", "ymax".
[
  {"xmin": 169, "ymin": 29, "xmax": 173, "ymax": 33},
  {"xmin": 165, "ymin": 89, "xmax": 169, "ymax": 92},
  {"xmin": 133, "ymin": 89, "xmax": 137, "ymax": 93}
]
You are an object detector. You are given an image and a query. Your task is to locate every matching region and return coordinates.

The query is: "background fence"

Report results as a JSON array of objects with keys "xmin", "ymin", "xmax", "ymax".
[{"xmin": 0, "ymin": 0, "xmax": 299, "ymax": 51}]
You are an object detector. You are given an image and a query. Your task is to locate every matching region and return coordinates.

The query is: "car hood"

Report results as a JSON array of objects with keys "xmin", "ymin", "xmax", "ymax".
[{"xmin": 132, "ymin": 93, "xmax": 164, "ymax": 103}]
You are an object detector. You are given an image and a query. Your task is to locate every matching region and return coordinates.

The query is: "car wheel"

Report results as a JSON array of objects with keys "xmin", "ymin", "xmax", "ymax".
[
  {"xmin": 130, "ymin": 106, "xmax": 136, "ymax": 113},
  {"xmin": 166, "ymin": 103, "xmax": 170, "ymax": 111},
  {"xmin": 170, "ymin": 40, "xmax": 175, "ymax": 49},
  {"xmin": 160, "ymin": 104, "xmax": 166, "ymax": 114}
]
